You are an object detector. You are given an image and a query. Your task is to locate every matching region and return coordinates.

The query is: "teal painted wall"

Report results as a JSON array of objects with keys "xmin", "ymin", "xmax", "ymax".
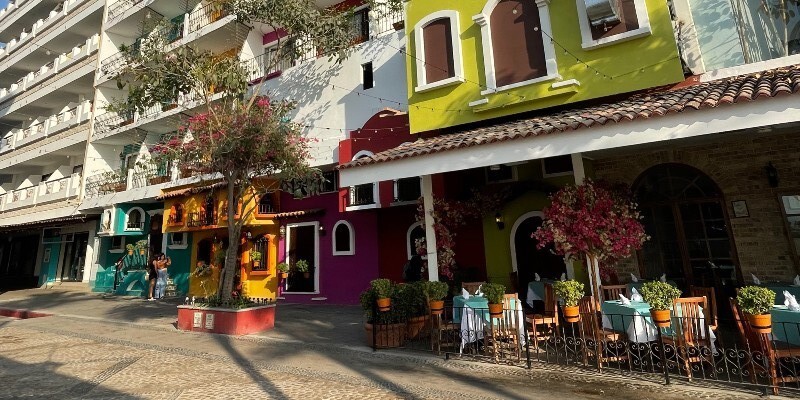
[
  {"xmin": 114, "ymin": 203, "xmax": 160, "ymax": 236},
  {"xmin": 38, "ymin": 242, "xmax": 61, "ymax": 286},
  {"xmin": 164, "ymin": 232, "xmax": 192, "ymax": 296}
]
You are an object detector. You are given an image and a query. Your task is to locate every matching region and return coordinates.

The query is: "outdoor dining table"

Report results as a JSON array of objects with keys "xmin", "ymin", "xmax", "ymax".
[
  {"xmin": 452, "ymin": 295, "xmax": 526, "ymax": 352},
  {"xmin": 601, "ymin": 300, "xmax": 716, "ymax": 347},
  {"xmin": 763, "ymin": 284, "xmax": 800, "ymax": 305},
  {"xmin": 627, "ymin": 280, "xmax": 678, "ymax": 295},
  {"xmin": 772, "ymin": 306, "xmax": 800, "ymax": 346}
]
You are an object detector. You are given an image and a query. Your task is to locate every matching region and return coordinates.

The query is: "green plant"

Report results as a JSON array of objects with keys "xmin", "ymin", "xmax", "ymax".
[
  {"xmin": 295, "ymin": 259, "xmax": 309, "ymax": 273},
  {"xmin": 553, "ymin": 280, "xmax": 585, "ymax": 307},
  {"xmin": 125, "ymin": 244, "xmax": 135, "ymax": 252},
  {"xmin": 395, "ymin": 282, "xmax": 426, "ymax": 318},
  {"xmin": 250, "ymin": 251, "xmax": 262, "ymax": 261},
  {"xmin": 135, "ymin": 240, "xmax": 148, "ymax": 249},
  {"xmin": 640, "ymin": 281, "xmax": 682, "ymax": 311},
  {"xmin": 422, "ymin": 281, "xmax": 449, "ymax": 301},
  {"xmin": 276, "ymin": 262, "xmax": 289, "ymax": 273},
  {"xmin": 737, "ymin": 286, "xmax": 776, "ymax": 316},
  {"xmin": 359, "ymin": 283, "xmax": 402, "ymax": 324},
  {"xmin": 482, "ymin": 283, "xmax": 506, "ymax": 304},
  {"xmin": 370, "ymin": 278, "xmax": 393, "ymax": 299}
]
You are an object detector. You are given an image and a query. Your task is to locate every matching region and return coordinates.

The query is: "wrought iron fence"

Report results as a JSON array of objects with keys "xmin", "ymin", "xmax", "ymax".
[
  {"xmin": 84, "ymin": 172, "xmax": 126, "ymax": 198},
  {"xmin": 131, "ymin": 162, "xmax": 171, "ymax": 189},
  {"xmin": 106, "ymin": 0, "xmax": 144, "ymax": 23},
  {"xmin": 187, "ymin": 211, "xmax": 216, "ymax": 227},
  {"xmin": 187, "ymin": 2, "xmax": 227, "ymax": 34},
  {"xmin": 370, "ymin": 2, "xmax": 404, "ymax": 36},
  {"xmin": 370, "ymin": 301, "xmax": 800, "ymax": 396},
  {"xmin": 99, "ymin": 53, "xmax": 127, "ymax": 79}
]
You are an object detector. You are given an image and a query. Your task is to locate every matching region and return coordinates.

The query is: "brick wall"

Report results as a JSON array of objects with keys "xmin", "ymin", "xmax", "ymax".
[{"xmin": 593, "ymin": 131, "xmax": 800, "ymax": 283}]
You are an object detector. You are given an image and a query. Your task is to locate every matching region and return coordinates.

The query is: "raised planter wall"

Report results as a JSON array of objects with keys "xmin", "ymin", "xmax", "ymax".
[{"xmin": 177, "ymin": 304, "xmax": 276, "ymax": 335}]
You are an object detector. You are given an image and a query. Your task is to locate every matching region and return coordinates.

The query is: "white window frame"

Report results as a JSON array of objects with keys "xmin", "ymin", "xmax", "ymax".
[
  {"xmin": 473, "ymin": 0, "xmax": 559, "ymax": 95},
  {"xmin": 541, "ymin": 156, "xmax": 574, "ymax": 178},
  {"xmin": 485, "ymin": 164, "xmax": 518, "ymax": 184},
  {"xmin": 406, "ymin": 221, "xmax": 427, "ymax": 260},
  {"xmin": 346, "ymin": 150, "xmax": 380, "ymax": 211},
  {"xmin": 284, "ymin": 221, "xmax": 320, "ymax": 294},
  {"xmin": 575, "ymin": 0, "xmax": 651, "ymax": 50},
  {"xmin": 414, "ymin": 10, "xmax": 465, "ymax": 93},
  {"xmin": 332, "ymin": 220, "xmax": 355, "ymax": 256},
  {"xmin": 124, "ymin": 207, "xmax": 145, "ymax": 231},
  {"xmin": 109, "ymin": 236, "xmax": 125, "ymax": 254},
  {"xmin": 168, "ymin": 232, "xmax": 188, "ymax": 250}
]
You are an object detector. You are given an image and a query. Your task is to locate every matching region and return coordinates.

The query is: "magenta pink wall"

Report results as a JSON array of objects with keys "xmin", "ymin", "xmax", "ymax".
[{"xmin": 278, "ymin": 192, "xmax": 380, "ymax": 305}]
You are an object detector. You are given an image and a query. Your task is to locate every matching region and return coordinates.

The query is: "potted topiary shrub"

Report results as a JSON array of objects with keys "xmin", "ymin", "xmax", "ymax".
[
  {"xmin": 250, "ymin": 250, "xmax": 262, "ymax": 268},
  {"xmin": 295, "ymin": 259, "xmax": 310, "ymax": 279},
  {"xmin": 553, "ymin": 280, "xmax": 585, "ymax": 323},
  {"xmin": 737, "ymin": 286, "xmax": 776, "ymax": 334},
  {"xmin": 482, "ymin": 283, "xmax": 506, "ymax": 317},
  {"xmin": 423, "ymin": 281, "xmax": 449, "ymax": 316},
  {"xmin": 371, "ymin": 278, "xmax": 393, "ymax": 312},
  {"xmin": 360, "ymin": 283, "xmax": 404, "ymax": 348},
  {"xmin": 276, "ymin": 262, "xmax": 289, "ymax": 279},
  {"xmin": 397, "ymin": 282, "xmax": 428, "ymax": 339},
  {"xmin": 640, "ymin": 281, "xmax": 682, "ymax": 328}
]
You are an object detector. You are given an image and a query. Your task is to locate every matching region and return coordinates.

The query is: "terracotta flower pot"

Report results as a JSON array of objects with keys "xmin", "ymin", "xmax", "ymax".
[
  {"xmin": 429, "ymin": 300, "xmax": 444, "ymax": 316},
  {"xmin": 252, "ymin": 261, "xmax": 260, "ymax": 268},
  {"xmin": 303, "ymin": 272, "xmax": 310, "ymax": 279},
  {"xmin": 127, "ymin": 249, "xmax": 133, "ymax": 255},
  {"xmin": 406, "ymin": 315, "xmax": 428, "ymax": 339},
  {"xmin": 562, "ymin": 305, "xmax": 580, "ymax": 323},
  {"xmin": 393, "ymin": 20, "xmax": 404, "ymax": 30},
  {"xmin": 650, "ymin": 308, "xmax": 672, "ymax": 328},
  {"xmin": 364, "ymin": 322, "xmax": 405, "ymax": 348},
  {"xmin": 747, "ymin": 313, "xmax": 772, "ymax": 334},
  {"xmin": 488, "ymin": 303, "xmax": 503, "ymax": 318},
  {"xmin": 279, "ymin": 272, "xmax": 288, "ymax": 280},
  {"xmin": 376, "ymin": 297, "xmax": 391, "ymax": 312}
]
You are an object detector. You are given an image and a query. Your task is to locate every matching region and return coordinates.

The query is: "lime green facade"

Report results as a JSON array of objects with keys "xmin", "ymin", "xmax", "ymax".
[{"xmin": 405, "ymin": 0, "xmax": 685, "ymax": 133}]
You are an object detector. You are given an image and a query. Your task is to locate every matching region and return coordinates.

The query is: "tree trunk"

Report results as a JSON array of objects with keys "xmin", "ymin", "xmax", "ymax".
[{"xmin": 219, "ymin": 179, "xmax": 241, "ymax": 302}]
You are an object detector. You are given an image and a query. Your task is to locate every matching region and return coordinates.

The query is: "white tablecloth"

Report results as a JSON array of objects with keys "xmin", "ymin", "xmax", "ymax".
[
  {"xmin": 460, "ymin": 301, "xmax": 526, "ymax": 352},
  {"xmin": 601, "ymin": 302, "xmax": 716, "ymax": 350}
]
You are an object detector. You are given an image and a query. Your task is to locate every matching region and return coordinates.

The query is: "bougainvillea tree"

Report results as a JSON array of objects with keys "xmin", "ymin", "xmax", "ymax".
[
  {"xmin": 532, "ymin": 179, "xmax": 648, "ymax": 300},
  {"xmin": 110, "ymin": 0, "xmax": 401, "ymax": 302}
]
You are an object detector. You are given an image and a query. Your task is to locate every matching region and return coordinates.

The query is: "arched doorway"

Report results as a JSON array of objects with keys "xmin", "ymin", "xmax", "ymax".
[
  {"xmin": 511, "ymin": 212, "xmax": 567, "ymax": 303},
  {"xmin": 149, "ymin": 214, "xmax": 163, "ymax": 255},
  {"xmin": 197, "ymin": 239, "xmax": 213, "ymax": 265},
  {"xmin": 634, "ymin": 164, "xmax": 740, "ymax": 292}
]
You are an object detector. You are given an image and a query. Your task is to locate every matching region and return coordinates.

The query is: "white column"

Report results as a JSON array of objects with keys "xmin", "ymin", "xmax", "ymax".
[
  {"xmin": 572, "ymin": 153, "xmax": 601, "ymax": 298},
  {"xmin": 421, "ymin": 175, "xmax": 439, "ymax": 282},
  {"xmin": 571, "ymin": 153, "xmax": 586, "ymax": 184}
]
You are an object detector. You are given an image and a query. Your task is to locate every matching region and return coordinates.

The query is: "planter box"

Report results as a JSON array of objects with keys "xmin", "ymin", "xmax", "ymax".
[{"xmin": 177, "ymin": 304, "xmax": 276, "ymax": 335}]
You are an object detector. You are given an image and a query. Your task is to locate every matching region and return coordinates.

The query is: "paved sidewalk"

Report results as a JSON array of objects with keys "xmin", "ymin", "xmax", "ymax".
[{"xmin": 0, "ymin": 287, "xmax": 788, "ymax": 399}]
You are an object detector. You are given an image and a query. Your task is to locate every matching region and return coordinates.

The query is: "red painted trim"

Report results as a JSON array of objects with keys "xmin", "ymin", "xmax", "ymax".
[
  {"xmin": 262, "ymin": 29, "xmax": 288, "ymax": 45},
  {"xmin": 177, "ymin": 305, "xmax": 276, "ymax": 335}
]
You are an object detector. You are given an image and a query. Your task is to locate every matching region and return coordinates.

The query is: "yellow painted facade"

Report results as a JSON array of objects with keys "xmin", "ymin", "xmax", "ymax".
[{"xmin": 405, "ymin": 0, "xmax": 685, "ymax": 133}]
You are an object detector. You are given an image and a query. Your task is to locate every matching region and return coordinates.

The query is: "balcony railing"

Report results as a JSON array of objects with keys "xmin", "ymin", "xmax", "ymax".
[
  {"xmin": 84, "ymin": 171, "xmax": 127, "ymax": 198},
  {"xmin": 0, "ymin": 0, "xmax": 88, "ymax": 61},
  {"xmin": 98, "ymin": 52, "xmax": 127, "ymax": 80},
  {"xmin": 0, "ymin": 0, "xmax": 23, "ymax": 24},
  {"xmin": 130, "ymin": 162, "xmax": 171, "ymax": 189},
  {"xmin": 187, "ymin": 2, "xmax": 228, "ymax": 34},
  {"xmin": 187, "ymin": 211, "xmax": 216, "ymax": 227},
  {"xmin": 349, "ymin": 184, "xmax": 375, "ymax": 207},
  {"xmin": 0, "ymin": 172, "xmax": 81, "ymax": 212},
  {"xmin": 126, "ymin": 221, "xmax": 144, "ymax": 230},
  {"xmin": 106, "ymin": 0, "xmax": 144, "ymax": 23},
  {"xmin": 2, "ymin": 100, "xmax": 91, "ymax": 152}
]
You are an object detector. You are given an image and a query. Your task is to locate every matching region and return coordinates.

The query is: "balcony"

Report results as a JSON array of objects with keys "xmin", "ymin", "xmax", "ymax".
[
  {"xmin": 84, "ymin": 171, "xmax": 127, "ymax": 198},
  {"xmin": 129, "ymin": 161, "xmax": 172, "ymax": 189},
  {"xmin": 0, "ymin": 0, "xmax": 90, "ymax": 60},
  {"xmin": 186, "ymin": 210, "xmax": 216, "ymax": 227},
  {"xmin": 0, "ymin": 34, "xmax": 98, "ymax": 105},
  {"xmin": 0, "ymin": 100, "xmax": 92, "ymax": 152},
  {"xmin": 106, "ymin": 0, "xmax": 145, "ymax": 24},
  {"xmin": 0, "ymin": 172, "xmax": 81, "ymax": 212}
]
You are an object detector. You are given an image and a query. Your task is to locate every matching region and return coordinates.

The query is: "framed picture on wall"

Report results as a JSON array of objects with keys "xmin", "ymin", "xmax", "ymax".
[
  {"xmin": 42, "ymin": 248, "xmax": 51, "ymax": 263},
  {"xmin": 732, "ymin": 200, "xmax": 749, "ymax": 218}
]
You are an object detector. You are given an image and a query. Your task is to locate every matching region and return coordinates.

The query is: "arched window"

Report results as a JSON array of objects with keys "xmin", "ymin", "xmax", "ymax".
[
  {"xmin": 407, "ymin": 222, "xmax": 426, "ymax": 259},
  {"xmin": 474, "ymin": 0, "xmax": 558, "ymax": 92},
  {"xmin": 169, "ymin": 203, "xmax": 184, "ymax": 225},
  {"xmin": 125, "ymin": 208, "xmax": 144, "ymax": 230},
  {"xmin": 414, "ymin": 11, "xmax": 464, "ymax": 92},
  {"xmin": 332, "ymin": 220, "xmax": 355, "ymax": 256}
]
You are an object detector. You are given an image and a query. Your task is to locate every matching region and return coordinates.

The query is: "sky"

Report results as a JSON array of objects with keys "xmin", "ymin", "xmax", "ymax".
[{"xmin": 0, "ymin": 1, "xmax": 7, "ymax": 9}]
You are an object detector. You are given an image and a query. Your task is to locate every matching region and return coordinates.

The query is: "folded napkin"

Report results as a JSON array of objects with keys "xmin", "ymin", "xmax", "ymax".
[
  {"xmin": 785, "ymin": 291, "xmax": 800, "ymax": 311},
  {"xmin": 630, "ymin": 273, "xmax": 639, "ymax": 283},
  {"xmin": 794, "ymin": 275, "xmax": 800, "ymax": 286},
  {"xmin": 560, "ymin": 273, "xmax": 566, "ymax": 282},
  {"xmin": 534, "ymin": 273, "xmax": 541, "ymax": 282},
  {"xmin": 630, "ymin": 287, "xmax": 644, "ymax": 302},
  {"xmin": 751, "ymin": 273, "xmax": 761, "ymax": 285},
  {"xmin": 461, "ymin": 288, "xmax": 471, "ymax": 300},
  {"xmin": 659, "ymin": 273, "xmax": 667, "ymax": 283},
  {"xmin": 475, "ymin": 284, "xmax": 483, "ymax": 296},
  {"xmin": 619, "ymin": 294, "xmax": 631, "ymax": 305}
]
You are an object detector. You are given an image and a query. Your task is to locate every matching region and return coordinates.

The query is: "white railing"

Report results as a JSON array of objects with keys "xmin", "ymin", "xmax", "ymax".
[
  {"xmin": 2, "ymin": 99, "xmax": 92, "ymax": 151},
  {"xmin": 1, "ymin": 172, "xmax": 81, "ymax": 212},
  {"xmin": 0, "ymin": 0, "xmax": 23, "ymax": 23},
  {"xmin": 0, "ymin": 0, "xmax": 91, "ymax": 61},
  {"xmin": 0, "ymin": 34, "xmax": 99, "ymax": 104}
]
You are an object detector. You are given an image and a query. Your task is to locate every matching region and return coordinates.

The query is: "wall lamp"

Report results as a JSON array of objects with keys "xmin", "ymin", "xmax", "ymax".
[{"xmin": 495, "ymin": 213, "xmax": 505, "ymax": 230}]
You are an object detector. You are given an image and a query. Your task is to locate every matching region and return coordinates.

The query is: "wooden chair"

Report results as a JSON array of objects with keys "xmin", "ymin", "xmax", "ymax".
[
  {"xmin": 689, "ymin": 286, "xmax": 718, "ymax": 332},
  {"xmin": 461, "ymin": 282, "xmax": 485, "ymax": 295},
  {"xmin": 730, "ymin": 298, "xmax": 800, "ymax": 394},
  {"xmin": 487, "ymin": 293, "xmax": 522, "ymax": 361},
  {"xmin": 661, "ymin": 297, "xmax": 714, "ymax": 380},
  {"xmin": 577, "ymin": 296, "xmax": 627, "ymax": 371},
  {"xmin": 527, "ymin": 283, "xmax": 559, "ymax": 351},
  {"xmin": 601, "ymin": 285, "xmax": 629, "ymax": 302},
  {"xmin": 508, "ymin": 271, "xmax": 519, "ymax": 294}
]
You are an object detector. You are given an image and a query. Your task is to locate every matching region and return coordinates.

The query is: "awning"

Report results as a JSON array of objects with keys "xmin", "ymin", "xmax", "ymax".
[
  {"xmin": 340, "ymin": 64, "xmax": 800, "ymax": 186},
  {"xmin": 156, "ymin": 182, "xmax": 227, "ymax": 201},
  {"xmin": 274, "ymin": 209, "xmax": 324, "ymax": 220},
  {"xmin": 0, "ymin": 214, "xmax": 98, "ymax": 232}
]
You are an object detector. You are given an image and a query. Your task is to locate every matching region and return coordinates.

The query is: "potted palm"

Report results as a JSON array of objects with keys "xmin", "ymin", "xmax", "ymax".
[
  {"xmin": 371, "ymin": 278, "xmax": 393, "ymax": 312},
  {"xmin": 553, "ymin": 280, "xmax": 584, "ymax": 323},
  {"xmin": 641, "ymin": 281, "xmax": 682, "ymax": 328},
  {"xmin": 482, "ymin": 283, "xmax": 506, "ymax": 317},
  {"xmin": 423, "ymin": 281, "xmax": 449, "ymax": 316},
  {"xmin": 276, "ymin": 262, "xmax": 289, "ymax": 279},
  {"xmin": 295, "ymin": 259, "xmax": 310, "ymax": 279},
  {"xmin": 737, "ymin": 286, "xmax": 776, "ymax": 334},
  {"xmin": 250, "ymin": 250, "xmax": 262, "ymax": 268}
]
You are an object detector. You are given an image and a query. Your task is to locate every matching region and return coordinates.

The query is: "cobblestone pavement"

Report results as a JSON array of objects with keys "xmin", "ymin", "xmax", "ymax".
[{"xmin": 0, "ymin": 288, "xmax": 790, "ymax": 399}]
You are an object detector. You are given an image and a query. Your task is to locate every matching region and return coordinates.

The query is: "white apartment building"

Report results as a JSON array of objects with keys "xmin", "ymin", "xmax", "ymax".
[{"xmin": 0, "ymin": 0, "xmax": 103, "ymax": 289}]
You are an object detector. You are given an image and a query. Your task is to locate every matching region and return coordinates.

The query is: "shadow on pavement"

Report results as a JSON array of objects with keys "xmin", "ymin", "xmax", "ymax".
[{"xmin": 213, "ymin": 335, "xmax": 291, "ymax": 400}]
